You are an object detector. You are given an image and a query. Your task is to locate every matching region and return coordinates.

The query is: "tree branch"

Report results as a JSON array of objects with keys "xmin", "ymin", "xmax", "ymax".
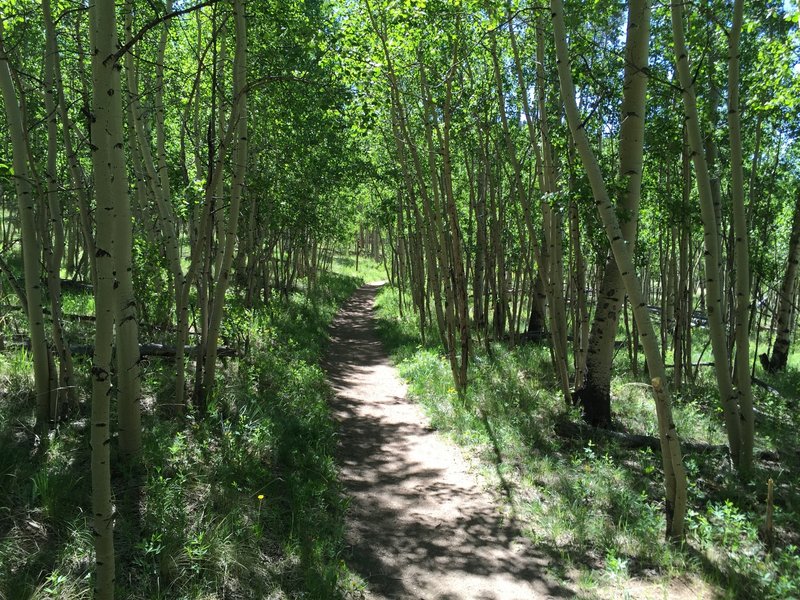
[{"xmin": 108, "ymin": 0, "xmax": 219, "ymax": 65}]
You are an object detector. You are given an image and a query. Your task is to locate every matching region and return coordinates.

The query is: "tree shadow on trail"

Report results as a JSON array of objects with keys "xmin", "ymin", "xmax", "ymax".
[{"xmin": 323, "ymin": 283, "xmax": 573, "ymax": 600}]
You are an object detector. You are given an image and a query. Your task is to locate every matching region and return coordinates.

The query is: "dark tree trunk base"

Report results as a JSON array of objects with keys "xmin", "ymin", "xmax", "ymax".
[
  {"xmin": 761, "ymin": 351, "xmax": 788, "ymax": 374},
  {"xmin": 575, "ymin": 384, "xmax": 612, "ymax": 427}
]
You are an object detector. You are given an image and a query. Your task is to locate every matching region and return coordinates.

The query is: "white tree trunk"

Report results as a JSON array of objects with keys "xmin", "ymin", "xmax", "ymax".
[
  {"xmin": 0, "ymin": 27, "xmax": 52, "ymax": 431},
  {"xmin": 551, "ymin": 0, "xmax": 687, "ymax": 538}
]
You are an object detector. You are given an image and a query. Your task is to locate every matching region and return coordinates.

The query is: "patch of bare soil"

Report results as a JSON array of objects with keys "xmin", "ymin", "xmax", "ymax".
[{"xmin": 324, "ymin": 283, "xmax": 571, "ymax": 599}]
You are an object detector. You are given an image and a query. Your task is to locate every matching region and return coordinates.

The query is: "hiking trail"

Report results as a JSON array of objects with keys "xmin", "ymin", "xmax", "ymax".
[{"xmin": 324, "ymin": 282, "xmax": 569, "ymax": 600}]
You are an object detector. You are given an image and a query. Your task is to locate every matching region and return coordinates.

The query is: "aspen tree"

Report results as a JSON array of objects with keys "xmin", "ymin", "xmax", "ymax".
[
  {"xmin": 88, "ymin": 0, "xmax": 120, "ymax": 592},
  {"xmin": 727, "ymin": 0, "xmax": 755, "ymax": 475},
  {"xmin": 574, "ymin": 0, "xmax": 649, "ymax": 425},
  {"xmin": 0, "ymin": 27, "xmax": 52, "ymax": 431},
  {"xmin": 534, "ymin": 18, "xmax": 570, "ymax": 399},
  {"xmin": 438, "ymin": 46, "xmax": 470, "ymax": 392},
  {"xmin": 488, "ymin": 14, "xmax": 571, "ymax": 402},
  {"xmin": 211, "ymin": 19, "xmax": 228, "ymax": 282},
  {"xmin": 418, "ymin": 56, "xmax": 460, "ymax": 377},
  {"xmin": 471, "ymin": 139, "xmax": 488, "ymax": 337},
  {"xmin": 674, "ymin": 129, "xmax": 693, "ymax": 387},
  {"xmin": 670, "ymin": 0, "xmax": 745, "ymax": 469},
  {"xmin": 551, "ymin": 0, "xmax": 687, "ymax": 538},
  {"xmin": 42, "ymin": 0, "xmax": 76, "ymax": 416},
  {"xmin": 200, "ymin": 0, "xmax": 248, "ymax": 402},
  {"xmin": 418, "ymin": 48, "xmax": 470, "ymax": 391},
  {"xmin": 124, "ymin": 0, "xmax": 191, "ymax": 409},
  {"xmin": 766, "ymin": 190, "xmax": 800, "ymax": 372},
  {"xmin": 365, "ymin": 0, "xmax": 448, "ymax": 346},
  {"xmin": 94, "ymin": 10, "xmax": 143, "ymax": 459},
  {"xmin": 42, "ymin": 0, "xmax": 96, "ymax": 285}
]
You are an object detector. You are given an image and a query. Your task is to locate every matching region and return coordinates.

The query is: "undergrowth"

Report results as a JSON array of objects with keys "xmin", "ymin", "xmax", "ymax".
[
  {"xmin": 0, "ymin": 258, "xmax": 381, "ymax": 599},
  {"xmin": 374, "ymin": 285, "xmax": 800, "ymax": 600}
]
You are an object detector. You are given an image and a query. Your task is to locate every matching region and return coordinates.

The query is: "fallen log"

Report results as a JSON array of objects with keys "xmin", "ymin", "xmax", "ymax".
[
  {"xmin": 2, "ymin": 305, "xmax": 202, "ymax": 332},
  {"xmin": 554, "ymin": 420, "xmax": 725, "ymax": 453},
  {"xmin": 52, "ymin": 278, "xmax": 93, "ymax": 293},
  {"xmin": 752, "ymin": 376, "xmax": 781, "ymax": 397},
  {"xmin": 554, "ymin": 420, "xmax": 780, "ymax": 462},
  {"xmin": 0, "ymin": 304, "xmax": 96, "ymax": 322},
  {"xmin": 8, "ymin": 340, "xmax": 238, "ymax": 359},
  {"xmin": 138, "ymin": 343, "xmax": 238, "ymax": 358}
]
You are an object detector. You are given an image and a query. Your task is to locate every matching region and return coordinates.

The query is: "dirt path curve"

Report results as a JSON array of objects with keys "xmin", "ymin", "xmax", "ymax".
[{"xmin": 324, "ymin": 283, "xmax": 570, "ymax": 600}]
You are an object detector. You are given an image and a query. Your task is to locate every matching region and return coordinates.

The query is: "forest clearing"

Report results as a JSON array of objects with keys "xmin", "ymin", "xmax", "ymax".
[{"xmin": 0, "ymin": 0, "xmax": 799, "ymax": 598}]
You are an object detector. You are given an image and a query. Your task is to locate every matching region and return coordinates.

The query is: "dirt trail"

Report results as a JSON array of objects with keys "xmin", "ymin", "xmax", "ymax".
[{"xmin": 324, "ymin": 283, "xmax": 570, "ymax": 600}]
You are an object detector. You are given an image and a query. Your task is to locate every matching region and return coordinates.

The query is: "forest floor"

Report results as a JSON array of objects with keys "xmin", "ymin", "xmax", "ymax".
[
  {"xmin": 325, "ymin": 282, "xmax": 726, "ymax": 600},
  {"xmin": 324, "ymin": 282, "xmax": 570, "ymax": 599}
]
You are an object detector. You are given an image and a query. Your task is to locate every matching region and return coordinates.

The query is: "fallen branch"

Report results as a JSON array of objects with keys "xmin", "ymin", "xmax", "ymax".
[
  {"xmin": 54, "ymin": 278, "xmax": 93, "ymax": 293},
  {"xmin": 555, "ymin": 420, "xmax": 725, "ymax": 453},
  {"xmin": 554, "ymin": 420, "xmax": 780, "ymax": 462},
  {"xmin": 0, "ymin": 304, "xmax": 95, "ymax": 322},
  {"xmin": 752, "ymin": 376, "xmax": 781, "ymax": 396},
  {"xmin": 8, "ymin": 340, "xmax": 238, "ymax": 359},
  {"xmin": 138, "ymin": 343, "xmax": 238, "ymax": 358}
]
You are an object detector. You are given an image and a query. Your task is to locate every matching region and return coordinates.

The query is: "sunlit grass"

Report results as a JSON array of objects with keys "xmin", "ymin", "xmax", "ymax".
[
  {"xmin": 329, "ymin": 252, "xmax": 387, "ymax": 284},
  {"xmin": 373, "ymin": 284, "xmax": 800, "ymax": 599},
  {"xmin": 61, "ymin": 291, "xmax": 94, "ymax": 315}
]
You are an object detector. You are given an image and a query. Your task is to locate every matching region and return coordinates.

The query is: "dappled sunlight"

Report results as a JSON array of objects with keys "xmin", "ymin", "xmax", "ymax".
[{"xmin": 325, "ymin": 284, "xmax": 571, "ymax": 599}]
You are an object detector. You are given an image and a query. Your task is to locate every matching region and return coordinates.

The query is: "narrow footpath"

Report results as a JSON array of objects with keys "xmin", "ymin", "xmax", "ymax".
[{"xmin": 324, "ymin": 283, "xmax": 570, "ymax": 600}]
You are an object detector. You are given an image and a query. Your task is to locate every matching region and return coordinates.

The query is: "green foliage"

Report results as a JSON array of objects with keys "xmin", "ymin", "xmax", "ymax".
[
  {"xmin": 0, "ymin": 265, "xmax": 372, "ymax": 599},
  {"xmin": 133, "ymin": 237, "xmax": 173, "ymax": 329}
]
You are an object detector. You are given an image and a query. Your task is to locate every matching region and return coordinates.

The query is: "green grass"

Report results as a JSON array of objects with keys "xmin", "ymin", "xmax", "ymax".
[
  {"xmin": 329, "ymin": 254, "xmax": 388, "ymax": 284},
  {"xmin": 373, "ymin": 285, "xmax": 800, "ymax": 599},
  {"xmin": 0, "ymin": 256, "xmax": 381, "ymax": 599}
]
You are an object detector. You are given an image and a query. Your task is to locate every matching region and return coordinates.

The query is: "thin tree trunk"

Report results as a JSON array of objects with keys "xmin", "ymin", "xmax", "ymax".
[
  {"xmin": 88, "ymin": 0, "xmax": 120, "ymax": 592},
  {"xmin": 575, "ymin": 0, "xmax": 649, "ymax": 425},
  {"xmin": 727, "ymin": 0, "xmax": 754, "ymax": 475},
  {"xmin": 767, "ymin": 190, "xmax": 800, "ymax": 372},
  {"xmin": 114, "ymin": 41, "xmax": 142, "ymax": 459},
  {"xmin": 0, "ymin": 28, "xmax": 52, "ymax": 432},
  {"xmin": 671, "ymin": 0, "xmax": 743, "ymax": 468},
  {"xmin": 42, "ymin": 0, "xmax": 76, "ymax": 415},
  {"xmin": 200, "ymin": 0, "xmax": 248, "ymax": 403}
]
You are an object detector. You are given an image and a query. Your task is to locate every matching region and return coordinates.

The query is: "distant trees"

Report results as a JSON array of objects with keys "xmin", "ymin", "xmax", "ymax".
[
  {"xmin": 345, "ymin": 0, "xmax": 798, "ymax": 535},
  {"xmin": 0, "ymin": 26, "xmax": 52, "ymax": 432}
]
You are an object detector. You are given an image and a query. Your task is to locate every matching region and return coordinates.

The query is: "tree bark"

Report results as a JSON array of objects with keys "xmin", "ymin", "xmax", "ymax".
[
  {"xmin": 89, "ymin": 0, "xmax": 120, "ymax": 593},
  {"xmin": 113, "ymin": 24, "xmax": 142, "ymax": 459},
  {"xmin": 42, "ymin": 0, "xmax": 76, "ymax": 417},
  {"xmin": 200, "ymin": 0, "xmax": 248, "ymax": 403},
  {"xmin": 670, "ymin": 0, "xmax": 743, "ymax": 468},
  {"xmin": 575, "ymin": 0, "xmax": 649, "ymax": 426},
  {"xmin": 767, "ymin": 190, "xmax": 800, "ymax": 372},
  {"xmin": 727, "ymin": 0, "xmax": 755, "ymax": 475}
]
